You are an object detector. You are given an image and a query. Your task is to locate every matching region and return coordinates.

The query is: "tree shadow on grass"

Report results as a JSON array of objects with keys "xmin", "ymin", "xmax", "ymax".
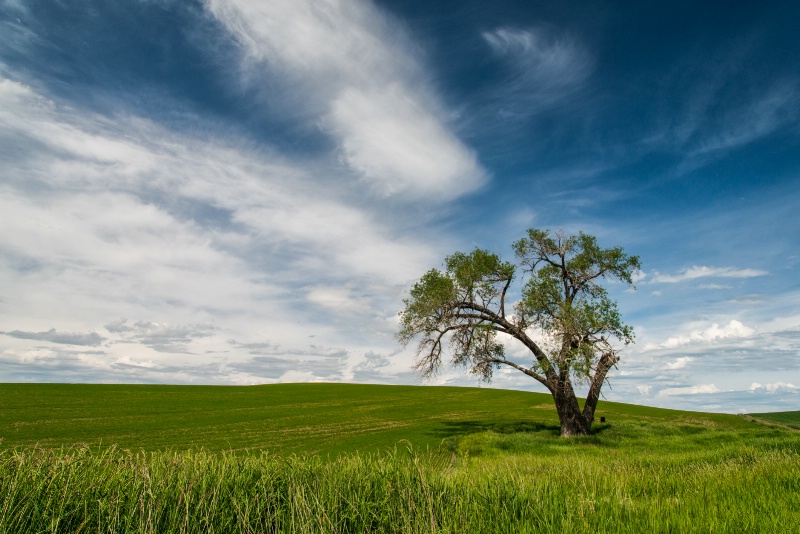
[
  {"xmin": 588, "ymin": 423, "xmax": 612, "ymax": 436},
  {"xmin": 427, "ymin": 420, "xmax": 561, "ymax": 440},
  {"xmin": 429, "ymin": 419, "xmax": 614, "ymax": 441}
]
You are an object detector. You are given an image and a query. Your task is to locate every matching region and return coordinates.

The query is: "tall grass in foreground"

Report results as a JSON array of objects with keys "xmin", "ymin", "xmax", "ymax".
[{"xmin": 2, "ymin": 440, "xmax": 799, "ymax": 533}]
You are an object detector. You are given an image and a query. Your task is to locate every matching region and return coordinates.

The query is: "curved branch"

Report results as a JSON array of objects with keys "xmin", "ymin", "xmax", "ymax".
[
  {"xmin": 453, "ymin": 302, "xmax": 554, "ymax": 376},
  {"xmin": 484, "ymin": 358, "xmax": 549, "ymax": 387}
]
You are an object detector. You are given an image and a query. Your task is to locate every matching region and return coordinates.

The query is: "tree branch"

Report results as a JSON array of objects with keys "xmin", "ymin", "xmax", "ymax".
[
  {"xmin": 454, "ymin": 302, "xmax": 556, "ymax": 378},
  {"xmin": 484, "ymin": 358, "xmax": 548, "ymax": 386},
  {"xmin": 499, "ymin": 276, "xmax": 512, "ymax": 318}
]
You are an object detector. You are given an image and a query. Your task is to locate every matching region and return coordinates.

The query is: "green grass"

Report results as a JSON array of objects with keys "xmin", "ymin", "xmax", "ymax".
[
  {"xmin": 1, "ymin": 383, "xmax": 799, "ymax": 532},
  {"xmin": 0, "ymin": 383, "xmax": 757, "ymax": 455},
  {"xmin": 749, "ymin": 410, "xmax": 800, "ymax": 429},
  {"xmin": 1, "ymin": 435, "xmax": 798, "ymax": 533}
]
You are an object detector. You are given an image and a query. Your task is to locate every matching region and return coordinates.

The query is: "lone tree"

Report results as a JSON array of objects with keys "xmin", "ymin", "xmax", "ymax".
[{"xmin": 397, "ymin": 229, "xmax": 640, "ymax": 436}]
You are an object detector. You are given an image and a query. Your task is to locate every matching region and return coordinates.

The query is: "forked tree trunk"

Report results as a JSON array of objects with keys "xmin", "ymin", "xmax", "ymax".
[
  {"xmin": 552, "ymin": 383, "xmax": 593, "ymax": 436},
  {"xmin": 549, "ymin": 352, "xmax": 616, "ymax": 436}
]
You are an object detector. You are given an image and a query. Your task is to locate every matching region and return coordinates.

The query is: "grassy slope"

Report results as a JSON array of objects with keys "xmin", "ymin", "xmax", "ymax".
[
  {"xmin": 0, "ymin": 382, "xmax": 756, "ymax": 455},
  {"xmin": 749, "ymin": 410, "xmax": 800, "ymax": 428},
  {"xmin": 2, "ymin": 383, "xmax": 799, "ymax": 532}
]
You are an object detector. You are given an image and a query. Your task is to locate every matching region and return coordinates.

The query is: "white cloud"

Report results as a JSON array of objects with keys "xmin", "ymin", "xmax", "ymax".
[
  {"xmin": 658, "ymin": 384, "xmax": 720, "ymax": 396},
  {"xmin": 650, "ymin": 266, "xmax": 768, "ymax": 284},
  {"xmin": 636, "ymin": 384, "xmax": 651, "ymax": 395},
  {"xmin": 749, "ymin": 382, "xmax": 799, "ymax": 394},
  {"xmin": 663, "ymin": 356, "xmax": 693, "ymax": 370},
  {"xmin": 0, "ymin": 75, "xmax": 446, "ymax": 382},
  {"xmin": 305, "ymin": 285, "xmax": 373, "ymax": 316},
  {"xmin": 483, "ymin": 27, "xmax": 590, "ymax": 85},
  {"xmin": 278, "ymin": 370, "xmax": 321, "ymax": 383},
  {"xmin": 106, "ymin": 320, "xmax": 218, "ymax": 353},
  {"xmin": 1, "ymin": 75, "xmax": 439, "ymax": 279},
  {"xmin": 326, "ymin": 86, "xmax": 484, "ymax": 198},
  {"xmin": 646, "ymin": 320, "xmax": 754, "ymax": 350},
  {"xmin": 114, "ymin": 355, "xmax": 157, "ymax": 369},
  {"xmin": 206, "ymin": 0, "xmax": 486, "ymax": 200}
]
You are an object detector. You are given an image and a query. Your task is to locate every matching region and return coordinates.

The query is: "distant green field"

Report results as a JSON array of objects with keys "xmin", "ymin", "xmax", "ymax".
[
  {"xmin": 0, "ymin": 382, "xmax": 758, "ymax": 455},
  {"xmin": 749, "ymin": 410, "xmax": 800, "ymax": 428}
]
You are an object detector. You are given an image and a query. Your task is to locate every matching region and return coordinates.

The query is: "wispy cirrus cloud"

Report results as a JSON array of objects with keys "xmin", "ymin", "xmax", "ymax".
[
  {"xmin": 482, "ymin": 26, "xmax": 592, "ymax": 119},
  {"xmin": 690, "ymin": 80, "xmax": 800, "ymax": 157},
  {"xmin": 641, "ymin": 32, "xmax": 800, "ymax": 171},
  {"xmin": 325, "ymin": 86, "xmax": 484, "ymax": 198},
  {"xmin": 206, "ymin": 0, "xmax": 486, "ymax": 200},
  {"xmin": 650, "ymin": 266, "xmax": 768, "ymax": 284},
  {"xmin": 662, "ymin": 79, "xmax": 800, "ymax": 157}
]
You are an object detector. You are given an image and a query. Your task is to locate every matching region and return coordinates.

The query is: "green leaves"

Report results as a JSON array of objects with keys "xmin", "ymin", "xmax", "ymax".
[
  {"xmin": 398, "ymin": 250, "xmax": 514, "ymax": 378},
  {"xmin": 445, "ymin": 249, "xmax": 514, "ymax": 286},
  {"xmin": 398, "ymin": 228, "xmax": 638, "ymax": 386},
  {"xmin": 397, "ymin": 269, "xmax": 455, "ymax": 346},
  {"xmin": 514, "ymin": 229, "xmax": 641, "ymax": 294},
  {"xmin": 513, "ymin": 229, "xmax": 638, "ymax": 378},
  {"xmin": 397, "ymin": 229, "xmax": 640, "ymax": 435},
  {"xmin": 444, "ymin": 249, "xmax": 515, "ymax": 305}
]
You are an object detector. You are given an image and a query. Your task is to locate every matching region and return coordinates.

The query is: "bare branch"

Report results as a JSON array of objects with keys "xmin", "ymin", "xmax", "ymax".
[
  {"xmin": 484, "ymin": 358, "xmax": 548, "ymax": 385},
  {"xmin": 499, "ymin": 276, "xmax": 512, "ymax": 318}
]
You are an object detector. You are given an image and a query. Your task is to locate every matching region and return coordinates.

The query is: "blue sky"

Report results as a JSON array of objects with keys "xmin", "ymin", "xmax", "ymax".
[{"xmin": 1, "ymin": 0, "xmax": 798, "ymax": 413}]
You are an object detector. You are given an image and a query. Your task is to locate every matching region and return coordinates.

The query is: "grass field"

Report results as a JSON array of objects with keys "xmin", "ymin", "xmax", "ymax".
[
  {"xmin": 1, "ymin": 383, "xmax": 799, "ymax": 532},
  {"xmin": 0, "ymin": 382, "xmax": 763, "ymax": 455},
  {"xmin": 749, "ymin": 410, "xmax": 800, "ymax": 429}
]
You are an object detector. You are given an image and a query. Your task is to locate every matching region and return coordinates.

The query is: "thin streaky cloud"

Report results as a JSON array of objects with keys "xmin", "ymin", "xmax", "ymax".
[
  {"xmin": 640, "ymin": 33, "xmax": 800, "ymax": 173},
  {"xmin": 482, "ymin": 26, "xmax": 592, "ymax": 118},
  {"xmin": 2, "ymin": 328, "xmax": 105, "ymax": 346},
  {"xmin": 650, "ymin": 266, "xmax": 768, "ymax": 284},
  {"xmin": 658, "ymin": 384, "xmax": 720, "ymax": 396},
  {"xmin": 691, "ymin": 81, "xmax": 800, "ymax": 157}
]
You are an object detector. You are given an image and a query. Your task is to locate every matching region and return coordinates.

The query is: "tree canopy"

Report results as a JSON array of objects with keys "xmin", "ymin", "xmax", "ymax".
[{"xmin": 398, "ymin": 229, "xmax": 640, "ymax": 436}]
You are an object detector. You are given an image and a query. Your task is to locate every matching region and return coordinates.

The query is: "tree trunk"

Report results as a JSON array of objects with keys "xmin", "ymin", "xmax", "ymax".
[
  {"xmin": 552, "ymin": 382, "xmax": 592, "ymax": 436},
  {"xmin": 581, "ymin": 351, "xmax": 617, "ymax": 427}
]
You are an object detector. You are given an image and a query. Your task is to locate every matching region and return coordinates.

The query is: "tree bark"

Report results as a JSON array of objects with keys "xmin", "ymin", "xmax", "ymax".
[
  {"xmin": 552, "ymin": 381, "xmax": 591, "ymax": 436},
  {"xmin": 581, "ymin": 352, "xmax": 618, "ymax": 426}
]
